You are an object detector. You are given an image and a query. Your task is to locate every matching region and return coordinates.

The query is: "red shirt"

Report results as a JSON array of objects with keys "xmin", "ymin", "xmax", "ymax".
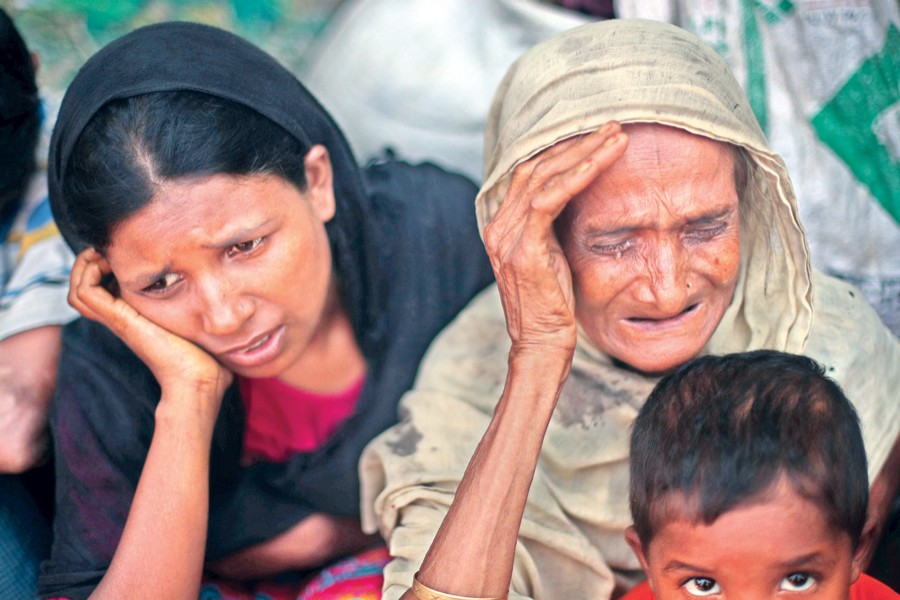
[
  {"xmin": 239, "ymin": 375, "xmax": 365, "ymax": 464},
  {"xmin": 622, "ymin": 575, "xmax": 898, "ymax": 600}
]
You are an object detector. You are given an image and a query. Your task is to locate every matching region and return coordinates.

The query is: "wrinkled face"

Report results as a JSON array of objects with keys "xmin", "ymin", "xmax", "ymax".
[
  {"xmin": 627, "ymin": 479, "xmax": 862, "ymax": 600},
  {"xmin": 557, "ymin": 123, "xmax": 741, "ymax": 375},
  {"xmin": 105, "ymin": 155, "xmax": 336, "ymax": 388}
]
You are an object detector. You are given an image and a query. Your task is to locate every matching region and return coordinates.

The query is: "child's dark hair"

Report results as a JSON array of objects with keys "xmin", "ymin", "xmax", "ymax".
[
  {"xmin": 629, "ymin": 350, "xmax": 868, "ymax": 548},
  {"xmin": 0, "ymin": 8, "xmax": 40, "ymax": 217},
  {"xmin": 60, "ymin": 90, "xmax": 310, "ymax": 251}
]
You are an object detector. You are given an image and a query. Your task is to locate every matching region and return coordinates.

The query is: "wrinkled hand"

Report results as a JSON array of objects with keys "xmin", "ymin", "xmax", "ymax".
[
  {"xmin": 69, "ymin": 248, "xmax": 232, "ymax": 414},
  {"xmin": 483, "ymin": 122, "xmax": 627, "ymax": 360}
]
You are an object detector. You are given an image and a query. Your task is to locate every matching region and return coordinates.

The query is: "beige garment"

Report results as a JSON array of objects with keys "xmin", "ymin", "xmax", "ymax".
[{"xmin": 360, "ymin": 19, "xmax": 900, "ymax": 600}]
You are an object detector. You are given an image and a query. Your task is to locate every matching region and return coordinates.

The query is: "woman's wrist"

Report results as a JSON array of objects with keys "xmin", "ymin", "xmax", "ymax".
[
  {"xmin": 154, "ymin": 386, "xmax": 223, "ymax": 441},
  {"xmin": 413, "ymin": 573, "xmax": 506, "ymax": 600},
  {"xmin": 507, "ymin": 344, "xmax": 573, "ymax": 396}
]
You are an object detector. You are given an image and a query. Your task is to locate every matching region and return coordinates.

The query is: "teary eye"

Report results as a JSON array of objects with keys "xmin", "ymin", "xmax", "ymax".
[
  {"xmin": 683, "ymin": 577, "xmax": 720, "ymax": 596},
  {"xmin": 780, "ymin": 573, "xmax": 815, "ymax": 592},
  {"xmin": 591, "ymin": 238, "xmax": 634, "ymax": 257}
]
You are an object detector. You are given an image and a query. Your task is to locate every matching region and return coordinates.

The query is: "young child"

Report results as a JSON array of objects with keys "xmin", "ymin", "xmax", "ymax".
[{"xmin": 624, "ymin": 350, "xmax": 897, "ymax": 600}]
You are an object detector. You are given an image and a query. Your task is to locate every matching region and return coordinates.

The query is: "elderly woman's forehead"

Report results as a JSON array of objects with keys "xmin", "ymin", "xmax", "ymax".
[
  {"xmin": 585, "ymin": 122, "xmax": 734, "ymax": 175},
  {"xmin": 621, "ymin": 123, "xmax": 730, "ymax": 152}
]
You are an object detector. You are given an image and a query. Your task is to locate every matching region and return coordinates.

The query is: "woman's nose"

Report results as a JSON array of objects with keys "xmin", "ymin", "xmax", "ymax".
[
  {"xmin": 636, "ymin": 238, "xmax": 689, "ymax": 314},
  {"xmin": 198, "ymin": 277, "xmax": 253, "ymax": 336}
]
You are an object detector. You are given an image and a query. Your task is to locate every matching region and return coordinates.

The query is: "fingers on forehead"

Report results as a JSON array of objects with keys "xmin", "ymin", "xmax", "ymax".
[{"xmin": 531, "ymin": 121, "xmax": 621, "ymax": 167}]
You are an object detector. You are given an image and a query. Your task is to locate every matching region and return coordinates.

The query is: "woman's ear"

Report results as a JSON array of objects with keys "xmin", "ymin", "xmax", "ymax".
[{"xmin": 303, "ymin": 144, "xmax": 336, "ymax": 223}]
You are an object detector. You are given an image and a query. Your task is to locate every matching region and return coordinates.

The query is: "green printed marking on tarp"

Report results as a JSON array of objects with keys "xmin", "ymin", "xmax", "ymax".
[{"xmin": 812, "ymin": 24, "xmax": 900, "ymax": 224}]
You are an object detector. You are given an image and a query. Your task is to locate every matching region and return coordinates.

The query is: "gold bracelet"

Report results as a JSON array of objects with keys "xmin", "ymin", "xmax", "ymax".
[{"xmin": 412, "ymin": 573, "xmax": 506, "ymax": 600}]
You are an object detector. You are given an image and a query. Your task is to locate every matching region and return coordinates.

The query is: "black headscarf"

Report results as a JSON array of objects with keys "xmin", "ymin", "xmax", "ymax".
[{"xmin": 48, "ymin": 20, "xmax": 381, "ymax": 342}]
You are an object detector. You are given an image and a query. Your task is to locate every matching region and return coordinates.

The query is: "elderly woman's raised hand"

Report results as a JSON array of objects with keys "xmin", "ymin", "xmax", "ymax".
[
  {"xmin": 403, "ymin": 125, "xmax": 629, "ymax": 600},
  {"xmin": 483, "ymin": 122, "xmax": 627, "ymax": 360},
  {"xmin": 69, "ymin": 248, "xmax": 232, "ymax": 416}
]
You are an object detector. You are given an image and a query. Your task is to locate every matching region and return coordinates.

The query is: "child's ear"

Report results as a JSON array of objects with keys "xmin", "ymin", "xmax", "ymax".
[
  {"xmin": 302, "ymin": 144, "xmax": 336, "ymax": 224},
  {"xmin": 850, "ymin": 520, "xmax": 878, "ymax": 583},
  {"xmin": 625, "ymin": 526, "xmax": 651, "ymax": 574}
]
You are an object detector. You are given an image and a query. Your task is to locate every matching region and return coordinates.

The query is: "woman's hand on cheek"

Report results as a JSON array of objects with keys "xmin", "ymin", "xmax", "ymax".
[
  {"xmin": 69, "ymin": 248, "xmax": 232, "ymax": 414},
  {"xmin": 483, "ymin": 122, "xmax": 627, "ymax": 361}
]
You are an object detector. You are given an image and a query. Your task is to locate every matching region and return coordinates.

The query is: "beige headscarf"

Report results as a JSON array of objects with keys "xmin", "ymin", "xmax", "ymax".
[{"xmin": 361, "ymin": 19, "xmax": 899, "ymax": 600}]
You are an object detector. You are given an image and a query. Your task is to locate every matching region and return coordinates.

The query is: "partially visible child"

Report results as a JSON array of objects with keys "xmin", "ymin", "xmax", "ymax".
[
  {"xmin": 0, "ymin": 7, "xmax": 77, "ymax": 600},
  {"xmin": 625, "ymin": 350, "xmax": 897, "ymax": 600}
]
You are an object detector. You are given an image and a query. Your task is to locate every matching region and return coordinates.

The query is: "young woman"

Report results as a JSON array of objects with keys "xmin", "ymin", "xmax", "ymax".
[{"xmin": 39, "ymin": 21, "xmax": 493, "ymax": 599}]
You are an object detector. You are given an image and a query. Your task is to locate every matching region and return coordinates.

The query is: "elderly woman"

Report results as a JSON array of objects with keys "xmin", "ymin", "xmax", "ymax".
[
  {"xmin": 361, "ymin": 19, "xmax": 900, "ymax": 600},
  {"xmin": 39, "ymin": 22, "xmax": 492, "ymax": 599}
]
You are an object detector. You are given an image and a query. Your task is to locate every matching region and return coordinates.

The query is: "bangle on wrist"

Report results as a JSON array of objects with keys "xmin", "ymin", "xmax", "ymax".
[{"xmin": 412, "ymin": 573, "xmax": 506, "ymax": 600}]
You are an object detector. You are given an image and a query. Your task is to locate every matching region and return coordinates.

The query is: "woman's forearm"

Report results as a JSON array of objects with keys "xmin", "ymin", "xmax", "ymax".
[
  {"xmin": 207, "ymin": 512, "xmax": 380, "ymax": 580},
  {"xmin": 89, "ymin": 389, "xmax": 219, "ymax": 600},
  {"xmin": 403, "ymin": 350, "xmax": 571, "ymax": 599}
]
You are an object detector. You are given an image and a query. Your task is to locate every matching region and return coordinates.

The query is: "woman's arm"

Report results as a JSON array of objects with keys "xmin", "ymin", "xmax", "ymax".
[
  {"xmin": 398, "ymin": 123, "xmax": 627, "ymax": 599},
  {"xmin": 207, "ymin": 512, "xmax": 379, "ymax": 580},
  {"xmin": 65, "ymin": 249, "xmax": 231, "ymax": 600}
]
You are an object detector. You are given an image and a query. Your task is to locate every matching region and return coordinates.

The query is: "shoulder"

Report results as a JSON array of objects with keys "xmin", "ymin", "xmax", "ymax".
[
  {"xmin": 621, "ymin": 582, "xmax": 655, "ymax": 600},
  {"xmin": 850, "ymin": 574, "xmax": 899, "ymax": 600},
  {"xmin": 805, "ymin": 270, "xmax": 900, "ymax": 478},
  {"xmin": 0, "ymin": 171, "xmax": 76, "ymax": 335},
  {"xmin": 805, "ymin": 270, "xmax": 899, "ymax": 378},
  {"xmin": 360, "ymin": 157, "xmax": 494, "ymax": 322},
  {"xmin": 362, "ymin": 157, "xmax": 480, "ymax": 230}
]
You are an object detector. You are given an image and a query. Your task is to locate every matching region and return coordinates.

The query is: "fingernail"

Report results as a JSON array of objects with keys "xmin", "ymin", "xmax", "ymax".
[{"xmin": 603, "ymin": 133, "xmax": 622, "ymax": 146}]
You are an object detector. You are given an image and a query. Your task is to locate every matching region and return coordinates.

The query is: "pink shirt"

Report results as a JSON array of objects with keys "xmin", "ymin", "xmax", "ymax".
[{"xmin": 239, "ymin": 375, "xmax": 365, "ymax": 464}]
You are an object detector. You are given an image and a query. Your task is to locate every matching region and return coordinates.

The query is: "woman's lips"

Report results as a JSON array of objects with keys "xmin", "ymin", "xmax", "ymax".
[
  {"xmin": 221, "ymin": 325, "xmax": 286, "ymax": 368},
  {"xmin": 625, "ymin": 304, "xmax": 700, "ymax": 329}
]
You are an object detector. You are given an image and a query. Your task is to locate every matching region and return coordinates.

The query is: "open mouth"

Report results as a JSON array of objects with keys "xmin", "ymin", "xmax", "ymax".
[
  {"xmin": 242, "ymin": 333, "xmax": 271, "ymax": 352},
  {"xmin": 627, "ymin": 303, "xmax": 698, "ymax": 323},
  {"xmin": 222, "ymin": 325, "xmax": 286, "ymax": 368}
]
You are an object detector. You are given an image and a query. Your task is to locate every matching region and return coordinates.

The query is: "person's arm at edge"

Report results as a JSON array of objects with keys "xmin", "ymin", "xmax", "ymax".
[
  {"xmin": 863, "ymin": 434, "xmax": 900, "ymax": 569},
  {"xmin": 0, "ymin": 325, "xmax": 60, "ymax": 472}
]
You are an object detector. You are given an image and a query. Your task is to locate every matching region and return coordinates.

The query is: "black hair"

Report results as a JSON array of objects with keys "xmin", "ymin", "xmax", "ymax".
[
  {"xmin": 629, "ymin": 350, "xmax": 868, "ymax": 548},
  {"xmin": 0, "ymin": 7, "xmax": 40, "ymax": 218},
  {"xmin": 61, "ymin": 90, "xmax": 310, "ymax": 251}
]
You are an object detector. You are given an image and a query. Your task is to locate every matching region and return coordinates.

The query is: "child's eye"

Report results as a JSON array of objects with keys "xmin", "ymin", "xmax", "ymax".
[
  {"xmin": 228, "ymin": 236, "xmax": 265, "ymax": 257},
  {"xmin": 683, "ymin": 577, "xmax": 720, "ymax": 596},
  {"xmin": 779, "ymin": 573, "xmax": 815, "ymax": 592}
]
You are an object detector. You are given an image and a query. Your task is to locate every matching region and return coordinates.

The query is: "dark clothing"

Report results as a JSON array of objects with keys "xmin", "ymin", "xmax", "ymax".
[
  {"xmin": 41, "ymin": 20, "xmax": 492, "ymax": 598},
  {"xmin": 40, "ymin": 158, "xmax": 493, "ymax": 598}
]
